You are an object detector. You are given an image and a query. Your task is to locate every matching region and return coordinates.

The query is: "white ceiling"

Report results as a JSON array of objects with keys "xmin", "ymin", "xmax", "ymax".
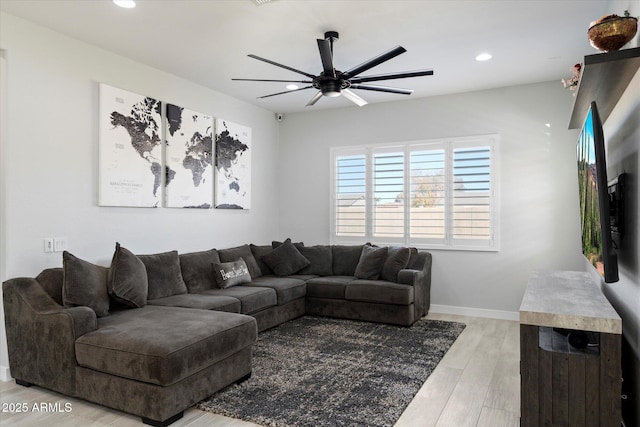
[{"xmin": 0, "ymin": 0, "xmax": 633, "ymax": 113}]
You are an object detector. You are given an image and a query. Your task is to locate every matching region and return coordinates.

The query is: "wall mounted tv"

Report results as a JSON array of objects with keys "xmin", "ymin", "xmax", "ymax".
[{"xmin": 576, "ymin": 101, "xmax": 618, "ymax": 283}]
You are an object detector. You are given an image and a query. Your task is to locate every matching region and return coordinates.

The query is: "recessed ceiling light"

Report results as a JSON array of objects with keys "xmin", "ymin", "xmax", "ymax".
[
  {"xmin": 113, "ymin": 0, "xmax": 136, "ymax": 9},
  {"xmin": 286, "ymin": 84, "xmax": 299, "ymax": 90},
  {"xmin": 475, "ymin": 53, "xmax": 492, "ymax": 61}
]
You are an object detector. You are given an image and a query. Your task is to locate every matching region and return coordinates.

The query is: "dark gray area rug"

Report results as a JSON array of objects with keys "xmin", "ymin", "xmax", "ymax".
[{"xmin": 197, "ymin": 316, "xmax": 465, "ymax": 427}]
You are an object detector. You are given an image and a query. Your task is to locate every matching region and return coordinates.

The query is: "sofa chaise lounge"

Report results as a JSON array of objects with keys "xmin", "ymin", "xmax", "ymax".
[{"xmin": 3, "ymin": 240, "xmax": 432, "ymax": 426}]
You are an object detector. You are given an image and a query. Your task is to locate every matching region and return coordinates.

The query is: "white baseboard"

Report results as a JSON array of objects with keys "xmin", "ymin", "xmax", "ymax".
[
  {"xmin": 0, "ymin": 365, "xmax": 12, "ymax": 382},
  {"xmin": 430, "ymin": 304, "xmax": 519, "ymax": 321}
]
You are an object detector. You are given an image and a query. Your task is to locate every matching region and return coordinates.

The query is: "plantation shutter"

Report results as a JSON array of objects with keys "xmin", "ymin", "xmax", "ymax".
[
  {"xmin": 335, "ymin": 153, "xmax": 366, "ymax": 237},
  {"xmin": 451, "ymin": 144, "xmax": 493, "ymax": 246},
  {"xmin": 372, "ymin": 149, "xmax": 404, "ymax": 242},
  {"xmin": 409, "ymin": 146, "xmax": 446, "ymax": 243},
  {"xmin": 331, "ymin": 135, "xmax": 498, "ymax": 251}
]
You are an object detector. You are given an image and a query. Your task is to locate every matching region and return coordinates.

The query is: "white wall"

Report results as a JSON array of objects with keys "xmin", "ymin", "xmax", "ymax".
[
  {"xmin": 278, "ymin": 82, "xmax": 585, "ymax": 316},
  {"xmin": 601, "ymin": 68, "xmax": 640, "ymax": 426},
  {"xmin": 0, "ymin": 13, "xmax": 281, "ymax": 380}
]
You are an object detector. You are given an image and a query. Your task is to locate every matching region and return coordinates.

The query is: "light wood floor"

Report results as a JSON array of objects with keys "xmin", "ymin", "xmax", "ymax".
[{"xmin": 0, "ymin": 313, "xmax": 520, "ymax": 426}]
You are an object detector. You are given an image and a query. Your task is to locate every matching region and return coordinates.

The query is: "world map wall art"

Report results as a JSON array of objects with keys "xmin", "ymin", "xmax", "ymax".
[
  {"xmin": 165, "ymin": 104, "xmax": 213, "ymax": 208},
  {"xmin": 98, "ymin": 83, "xmax": 252, "ymax": 210},
  {"xmin": 98, "ymin": 83, "xmax": 163, "ymax": 207},
  {"xmin": 215, "ymin": 119, "xmax": 251, "ymax": 210}
]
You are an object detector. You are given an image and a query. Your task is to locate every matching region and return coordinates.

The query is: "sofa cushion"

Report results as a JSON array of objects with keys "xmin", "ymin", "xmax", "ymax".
[
  {"xmin": 179, "ymin": 249, "xmax": 220, "ymax": 292},
  {"xmin": 354, "ymin": 245, "xmax": 388, "ymax": 280},
  {"xmin": 247, "ymin": 276, "xmax": 307, "ymax": 305},
  {"xmin": 138, "ymin": 250, "xmax": 187, "ymax": 300},
  {"xmin": 62, "ymin": 251, "xmax": 110, "ymax": 317},
  {"xmin": 36, "ymin": 268, "xmax": 64, "ymax": 305},
  {"xmin": 346, "ymin": 279, "xmax": 415, "ymax": 305},
  {"xmin": 296, "ymin": 245, "xmax": 333, "ymax": 276},
  {"xmin": 213, "ymin": 259, "xmax": 252, "ymax": 289},
  {"xmin": 200, "ymin": 286, "xmax": 277, "ymax": 314},
  {"xmin": 380, "ymin": 246, "xmax": 411, "ymax": 283},
  {"xmin": 286, "ymin": 274, "xmax": 320, "ymax": 281},
  {"xmin": 262, "ymin": 241, "xmax": 310, "ymax": 276},
  {"xmin": 250, "ymin": 244, "xmax": 275, "ymax": 276},
  {"xmin": 108, "ymin": 243, "xmax": 148, "ymax": 308},
  {"xmin": 406, "ymin": 247, "xmax": 421, "ymax": 269},
  {"xmin": 75, "ymin": 306, "xmax": 256, "ymax": 386},
  {"xmin": 147, "ymin": 293, "xmax": 240, "ymax": 313},
  {"xmin": 306, "ymin": 276, "xmax": 356, "ymax": 299},
  {"xmin": 218, "ymin": 244, "xmax": 262, "ymax": 279},
  {"xmin": 331, "ymin": 245, "xmax": 363, "ymax": 276}
]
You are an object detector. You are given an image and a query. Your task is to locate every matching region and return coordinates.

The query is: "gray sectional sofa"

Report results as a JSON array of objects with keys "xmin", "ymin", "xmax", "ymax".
[{"xmin": 2, "ymin": 240, "xmax": 432, "ymax": 426}]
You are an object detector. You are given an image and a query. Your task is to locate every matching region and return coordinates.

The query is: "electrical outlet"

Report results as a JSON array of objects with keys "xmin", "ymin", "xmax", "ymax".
[
  {"xmin": 53, "ymin": 237, "xmax": 68, "ymax": 252},
  {"xmin": 43, "ymin": 238, "xmax": 54, "ymax": 253}
]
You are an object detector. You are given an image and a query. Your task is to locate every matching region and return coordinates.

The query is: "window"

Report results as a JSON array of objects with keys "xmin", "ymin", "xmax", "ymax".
[{"xmin": 331, "ymin": 135, "xmax": 499, "ymax": 251}]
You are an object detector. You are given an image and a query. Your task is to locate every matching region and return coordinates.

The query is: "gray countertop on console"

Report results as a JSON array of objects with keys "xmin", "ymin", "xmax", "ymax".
[{"xmin": 519, "ymin": 270, "xmax": 621, "ymax": 334}]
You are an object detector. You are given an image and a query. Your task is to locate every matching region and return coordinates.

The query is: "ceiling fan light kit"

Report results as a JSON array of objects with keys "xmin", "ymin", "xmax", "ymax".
[{"xmin": 232, "ymin": 31, "xmax": 434, "ymax": 107}]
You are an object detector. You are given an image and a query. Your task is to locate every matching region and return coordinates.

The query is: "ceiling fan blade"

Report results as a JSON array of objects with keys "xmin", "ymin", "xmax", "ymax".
[
  {"xmin": 247, "ymin": 54, "xmax": 316, "ymax": 79},
  {"xmin": 350, "ymin": 84, "xmax": 414, "ymax": 95},
  {"xmin": 257, "ymin": 85, "xmax": 313, "ymax": 99},
  {"xmin": 317, "ymin": 39, "xmax": 335, "ymax": 78},
  {"xmin": 349, "ymin": 69, "xmax": 434, "ymax": 83},
  {"xmin": 340, "ymin": 46, "xmax": 406, "ymax": 80},
  {"xmin": 342, "ymin": 89, "xmax": 368, "ymax": 107},
  {"xmin": 232, "ymin": 78, "xmax": 313, "ymax": 83},
  {"xmin": 306, "ymin": 91, "xmax": 323, "ymax": 107}
]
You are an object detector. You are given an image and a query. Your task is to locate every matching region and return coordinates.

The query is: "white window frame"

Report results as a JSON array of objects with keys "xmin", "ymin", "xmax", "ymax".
[{"xmin": 330, "ymin": 135, "xmax": 500, "ymax": 252}]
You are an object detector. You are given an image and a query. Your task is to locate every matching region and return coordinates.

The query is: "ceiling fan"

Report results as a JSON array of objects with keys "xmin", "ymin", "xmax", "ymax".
[{"xmin": 232, "ymin": 31, "xmax": 434, "ymax": 107}]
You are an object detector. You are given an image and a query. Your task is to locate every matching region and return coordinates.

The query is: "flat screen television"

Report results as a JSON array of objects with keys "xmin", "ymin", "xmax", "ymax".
[{"xmin": 576, "ymin": 101, "xmax": 618, "ymax": 283}]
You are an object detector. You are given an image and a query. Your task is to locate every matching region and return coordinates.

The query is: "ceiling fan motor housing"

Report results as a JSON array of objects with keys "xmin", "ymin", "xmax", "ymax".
[
  {"xmin": 315, "ymin": 73, "xmax": 349, "ymax": 97},
  {"xmin": 233, "ymin": 29, "xmax": 433, "ymax": 106},
  {"xmin": 324, "ymin": 31, "xmax": 339, "ymax": 41}
]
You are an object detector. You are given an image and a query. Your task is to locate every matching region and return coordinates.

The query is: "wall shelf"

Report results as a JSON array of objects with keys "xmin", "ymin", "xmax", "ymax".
[{"xmin": 568, "ymin": 47, "xmax": 640, "ymax": 129}]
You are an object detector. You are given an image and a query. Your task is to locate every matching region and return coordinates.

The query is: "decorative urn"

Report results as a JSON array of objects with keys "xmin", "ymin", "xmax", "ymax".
[{"xmin": 588, "ymin": 12, "xmax": 638, "ymax": 52}]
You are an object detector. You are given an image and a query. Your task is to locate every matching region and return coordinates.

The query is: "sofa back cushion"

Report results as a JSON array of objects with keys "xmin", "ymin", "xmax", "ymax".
[
  {"xmin": 108, "ymin": 243, "xmax": 148, "ymax": 308},
  {"xmin": 331, "ymin": 245, "xmax": 364, "ymax": 276},
  {"xmin": 218, "ymin": 244, "xmax": 262, "ymax": 279},
  {"xmin": 250, "ymin": 244, "xmax": 275, "ymax": 276},
  {"xmin": 179, "ymin": 249, "xmax": 220, "ymax": 292},
  {"xmin": 62, "ymin": 251, "xmax": 110, "ymax": 317},
  {"xmin": 297, "ymin": 244, "xmax": 333, "ymax": 276},
  {"xmin": 138, "ymin": 250, "xmax": 188, "ymax": 300},
  {"xmin": 36, "ymin": 268, "xmax": 64, "ymax": 305}
]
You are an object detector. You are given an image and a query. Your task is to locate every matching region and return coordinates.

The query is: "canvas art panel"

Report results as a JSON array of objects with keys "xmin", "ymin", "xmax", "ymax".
[
  {"xmin": 215, "ymin": 119, "xmax": 252, "ymax": 209},
  {"xmin": 98, "ymin": 83, "xmax": 163, "ymax": 207},
  {"xmin": 165, "ymin": 104, "xmax": 213, "ymax": 208}
]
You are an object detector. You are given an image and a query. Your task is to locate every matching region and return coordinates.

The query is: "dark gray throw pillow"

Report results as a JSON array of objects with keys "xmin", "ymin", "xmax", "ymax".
[
  {"xmin": 213, "ymin": 259, "xmax": 252, "ymax": 289},
  {"xmin": 250, "ymin": 244, "xmax": 275, "ymax": 276},
  {"xmin": 179, "ymin": 249, "xmax": 220, "ymax": 292},
  {"xmin": 138, "ymin": 250, "xmax": 188, "ymax": 300},
  {"xmin": 262, "ymin": 241, "xmax": 310, "ymax": 276},
  {"xmin": 62, "ymin": 251, "xmax": 110, "ymax": 317},
  {"xmin": 108, "ymin": 243, "xmax": 148, "ymax": 308},
  {"xmin": 272, "ymin": 238, "xmax": 304, "ymax": 248},
  {"xmin": 354, "ymin": 245, "xmax": 389, "ymax": 280},
  {"xmin": 218, "ymin": 244, "xmax": 262, "ymax": 279},
  {"xmin": 381, "ymin": 246, "xmax": 411, "ymax": 282}
]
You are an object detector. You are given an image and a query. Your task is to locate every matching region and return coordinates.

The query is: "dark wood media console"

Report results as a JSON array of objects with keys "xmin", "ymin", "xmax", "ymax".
[{"xmin": 519, "ymin": 271, "xmax": 621, "ymax": 426}]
